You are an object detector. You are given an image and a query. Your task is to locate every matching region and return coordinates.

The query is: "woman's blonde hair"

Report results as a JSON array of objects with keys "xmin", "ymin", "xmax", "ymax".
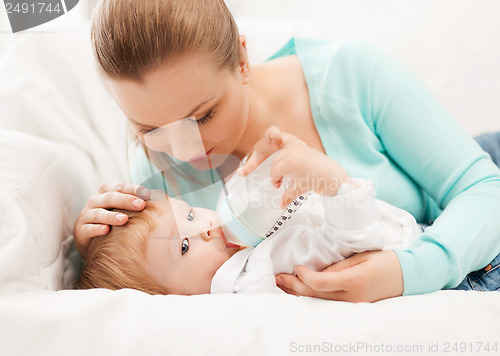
[
  {"xmin": 77, "ymin": 201, "xmax": 169, "ymax": 295},
  {"xmin": 91, "ymin": 0, "xmax": 241, "ymax": 81}
]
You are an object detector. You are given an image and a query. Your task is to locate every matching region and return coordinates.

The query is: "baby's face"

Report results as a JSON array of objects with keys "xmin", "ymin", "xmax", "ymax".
[{"xmin": 141, "ymin": 197, "xmax": 241, "ymax": 295}]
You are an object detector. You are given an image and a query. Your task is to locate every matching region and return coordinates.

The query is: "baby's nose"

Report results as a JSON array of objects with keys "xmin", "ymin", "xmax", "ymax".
[{"xmin": 200, "ymin": 229, "xmax": 212, "ymax": 241}]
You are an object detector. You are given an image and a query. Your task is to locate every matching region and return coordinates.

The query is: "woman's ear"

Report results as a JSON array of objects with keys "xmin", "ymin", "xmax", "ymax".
[{"xmin": 238, "ymin": 35, "xmax": 250, "ymax": 85}]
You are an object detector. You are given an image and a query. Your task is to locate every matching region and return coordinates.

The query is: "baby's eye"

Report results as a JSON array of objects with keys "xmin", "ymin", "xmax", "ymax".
[
  {"xmin": 181, "ymin": 238, "xmax": 190, "ymax": 255},
  {"xmin": 187, "ymin": 209, "xmax": 194, "ymax": 221}
]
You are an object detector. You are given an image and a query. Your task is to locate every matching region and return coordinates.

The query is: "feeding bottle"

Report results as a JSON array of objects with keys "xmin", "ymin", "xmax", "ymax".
[{"xmin": 217, "ymin": 152, "xmax": 287, "ymax": 247}]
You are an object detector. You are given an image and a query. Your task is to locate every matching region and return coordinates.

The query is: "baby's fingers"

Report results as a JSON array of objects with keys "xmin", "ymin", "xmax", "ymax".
[
  {"xmin": 280, "ymin": 184, "xmax": 303, "ymax": 209},
  {"xmin": 237, "ymin": 126, "xmax": 283, "ymax": 176}
]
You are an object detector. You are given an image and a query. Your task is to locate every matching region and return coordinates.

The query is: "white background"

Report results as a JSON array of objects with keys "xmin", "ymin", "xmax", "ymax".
[{"xmin": 1, "ymin": 0, "xmax": 499, "ymax": 135}]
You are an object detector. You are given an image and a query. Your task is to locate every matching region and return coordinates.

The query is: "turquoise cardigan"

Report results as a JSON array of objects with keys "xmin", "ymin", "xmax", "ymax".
[{"xmin": 131, "ymin": 38, "xmax": 500, "ymax": 295}]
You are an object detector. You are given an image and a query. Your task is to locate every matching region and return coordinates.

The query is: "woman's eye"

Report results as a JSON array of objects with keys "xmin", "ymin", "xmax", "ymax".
[
  {"xmin": 181, "ymin": 238, "xmax": 190, "ymax": 255},
  {"xmin": 188, "ymin": 109, "xmax": 215, "ymax": 126},
  {"xmin": 187, "ymin": 210, "xmax": 194, "ymax": 221},
  {"xmin": 139, "ymin": 128, "xmax": 157, "ymax": 136}
]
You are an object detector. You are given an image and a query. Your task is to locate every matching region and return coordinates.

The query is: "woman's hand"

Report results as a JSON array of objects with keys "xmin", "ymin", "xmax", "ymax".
[
  {"xmin": 73, "ymin": 182, "xmax": 151, "ymax": 259},
  {"xmin": 275, "ymin": 250, "xmax": 404, "ymax": 302}
]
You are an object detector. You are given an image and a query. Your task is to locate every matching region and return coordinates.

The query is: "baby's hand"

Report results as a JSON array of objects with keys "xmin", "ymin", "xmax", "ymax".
[
  {"xmin": 237, "ymin": 126, "xmax": 305, "ymax": 176},
  {"xmin": 270, "ymin": 142, "xmax": 351, "ymax": 207},
  {"xmin": 239, "ymin": 126, "xmax": 351, "ymax": 208}
]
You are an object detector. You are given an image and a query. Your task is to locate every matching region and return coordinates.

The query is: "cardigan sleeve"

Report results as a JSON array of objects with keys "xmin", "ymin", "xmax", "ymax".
[{"xmin": 341, "ymin": 42, "xmax": 500, "ymax": 294}]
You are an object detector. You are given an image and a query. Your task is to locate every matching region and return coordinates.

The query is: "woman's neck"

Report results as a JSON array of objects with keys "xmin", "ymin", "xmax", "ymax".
[
  {"xmin": 236, "ymin": 55, "xmax": 319, "ymax": 157},
  {"xmin": 235, "ymin": 58, "xmax": 294, "ymax": 157}
]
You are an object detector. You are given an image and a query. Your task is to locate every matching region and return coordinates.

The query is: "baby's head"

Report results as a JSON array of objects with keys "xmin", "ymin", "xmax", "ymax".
[{"xmin": 78, "ymin": 194, "xmax": 241, "ymax": 295}]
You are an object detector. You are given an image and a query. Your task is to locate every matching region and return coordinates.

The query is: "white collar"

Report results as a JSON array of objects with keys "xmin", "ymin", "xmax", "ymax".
[{"xmin": 210, "ymin": 248, "xmax": 253, "ymax": 294}]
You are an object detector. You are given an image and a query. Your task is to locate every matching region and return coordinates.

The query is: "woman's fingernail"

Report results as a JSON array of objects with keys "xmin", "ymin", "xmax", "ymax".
[
  {"xmin": 236, "ymin": 167, "xmax": 243, "ymax": 176},
  {"xmin": 132, "ymin": 199, "xmax": 142, "ymax": 208},
  {"xmin": 100, "ymin": 225, "xmax": 108, "ymax": 232},
  {"xmin": 116, "ymin": 214, "xmax": 127, "ymax": 222},
  {"xmin": 276, "ymin": 276, "xmax": 283, "ymax": 286},
  {"xmin": 137, "ymin": 187, "xmax": 150, "ymax": 199}
]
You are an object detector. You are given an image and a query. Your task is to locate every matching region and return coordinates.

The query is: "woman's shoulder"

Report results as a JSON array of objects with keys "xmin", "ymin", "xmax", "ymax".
[
  {"xmin": 281, "ymin": 37, "xmax": 382, "ymax": 61},
  {"xmin": 269, "ymin": 37, "xmax": 377, "ymax": 57},
  {"xmin": 293, "ymin": 38, "xmax": 389, "ymax": 77},
  {"xmin": 268, "ymin": 38, "xmax": 392, "ymax": 90}
]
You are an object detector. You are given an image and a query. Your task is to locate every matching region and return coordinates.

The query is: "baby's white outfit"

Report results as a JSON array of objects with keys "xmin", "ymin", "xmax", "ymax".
[{"xmin": 211, "ymin": 178, "xmax": 421, "ymax": 294}]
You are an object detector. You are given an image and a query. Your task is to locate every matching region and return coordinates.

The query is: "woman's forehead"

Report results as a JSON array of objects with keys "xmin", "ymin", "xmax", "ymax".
[{"xmin": 108, "ymin": 55, "xmax": 229, "ymax": 126}]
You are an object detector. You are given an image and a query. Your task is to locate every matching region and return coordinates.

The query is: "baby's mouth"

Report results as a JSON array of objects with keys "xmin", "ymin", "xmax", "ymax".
[{"xmin": 219, "ymin": 227, "xmax": 241, "ymax": 249}]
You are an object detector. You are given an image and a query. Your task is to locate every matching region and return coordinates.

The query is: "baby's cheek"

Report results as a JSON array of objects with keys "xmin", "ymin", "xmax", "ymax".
[{"xmin": 212, "ymin": 254, "xmax": 230, "ymax": 273}]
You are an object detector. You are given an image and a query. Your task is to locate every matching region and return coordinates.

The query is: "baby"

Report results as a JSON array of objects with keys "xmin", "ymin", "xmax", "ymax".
[{"xmin": 77, "ymin": 127, "xmax": 422, "ymax": 295}]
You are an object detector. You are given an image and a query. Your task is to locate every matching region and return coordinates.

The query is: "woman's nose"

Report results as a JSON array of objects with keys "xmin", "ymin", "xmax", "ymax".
[
  {"xmin": 169, "ymin": 125, "xmax": 206, "ymax": 162},
  {"xmin": 171, "ymin": 144, "xmax": 206, "ymax": 162}
]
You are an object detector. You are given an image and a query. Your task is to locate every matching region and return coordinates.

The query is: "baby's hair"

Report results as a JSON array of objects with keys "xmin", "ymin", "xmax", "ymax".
[
  {"xmin": 77, "ymin": 200, "xmax": 169, "ymax": 295},
  {"xmin": 91, "ymin": 0, "xmax": 241, "ymax": 81}
]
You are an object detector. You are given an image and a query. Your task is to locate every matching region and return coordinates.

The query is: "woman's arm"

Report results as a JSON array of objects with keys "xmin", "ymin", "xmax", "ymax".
[
  {"xmin": 361, "ymin": 42, "xmax": 500, "ymax": 294},
  {"xmin": 277, "ymin": 42, "xmax": 500, "ymax": 300}
]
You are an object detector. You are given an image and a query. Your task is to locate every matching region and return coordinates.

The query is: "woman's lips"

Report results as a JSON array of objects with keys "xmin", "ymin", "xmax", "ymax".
[{"xmin": 188, "ymin": 148, "xmax": 213, "ymax": 162}]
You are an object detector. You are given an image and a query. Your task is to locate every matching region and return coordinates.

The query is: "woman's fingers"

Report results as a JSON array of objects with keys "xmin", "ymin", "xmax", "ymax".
[
  {"xmin": 98, "ymin": 182, "xmax": 151, "ymax": 200},
  {"xmin": 79, "ymin": 223, "xmax": 110, "ymax": 240},
  {"xmin": 73, "ymin": 221, "xmax": 111, "ymax": 259},
  {"xmin": 277, "ymin": 273, "xmax": 353, "ymax": 300},
  {"xmin": 75, "ymin": 208, "xmax": 129, "ymax": 243},
  {"xmin": 277, "ymin": 251, "xmax": 404, "ymax": 302},
  {"xmin": 276, "ymin": 273, "xmax": 317, "ymax": 297},
  {"xmin": 87, "ymin": 191, "xmax": 147, "ymax": 211},
  {"xmin": 81, "ymin": 208, "xmax": 130, "ymax": 226},
  {"xmin": 321, "ymin": 252, "xmax": 372, "ymax": 273},
  {"xmin": 74, "ymin": 182, "xmax": 150, "ymax": 259},
  {"xmin": 294, "ymin": 265, "xmax": 355, "ymax": 292}
]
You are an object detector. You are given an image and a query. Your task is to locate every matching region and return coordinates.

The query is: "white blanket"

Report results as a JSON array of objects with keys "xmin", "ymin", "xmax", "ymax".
[{"xmin": 1, "ymin": 1, "xmax": 499, "ymax": 355}]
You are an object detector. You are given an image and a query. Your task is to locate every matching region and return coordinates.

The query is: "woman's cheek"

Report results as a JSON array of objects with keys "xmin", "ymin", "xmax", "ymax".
[{"xmin": 208, "ymin": 116, "xmax": 239, "ymax": 143}]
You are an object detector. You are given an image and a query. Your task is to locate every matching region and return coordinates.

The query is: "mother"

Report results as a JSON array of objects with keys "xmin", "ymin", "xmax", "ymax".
[{"xmin": 74, "ymin": 0, "xmax": 500, "ymax": 301}]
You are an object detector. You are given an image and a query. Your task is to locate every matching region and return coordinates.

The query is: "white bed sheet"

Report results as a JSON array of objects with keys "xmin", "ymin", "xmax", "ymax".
[
  {"xmin": 1, "ymin": 1, "xmax": 500, "ymax": 355},
  {"xmin": 1, "ymin": 289, "xmax": 499, "ymax": 356}
]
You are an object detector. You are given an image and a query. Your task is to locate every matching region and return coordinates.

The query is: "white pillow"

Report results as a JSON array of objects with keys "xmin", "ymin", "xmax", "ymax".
[
  {"xmin": 0, "ymin": 24, "xmax": 128, "ymax": 181},
  {"xmin": 0, "ymin": 26, "xmax": 129, "ymax": 293},
  {"xmin": 0, "ymin": 130, "xmax": 99, "ymax": 292}
]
